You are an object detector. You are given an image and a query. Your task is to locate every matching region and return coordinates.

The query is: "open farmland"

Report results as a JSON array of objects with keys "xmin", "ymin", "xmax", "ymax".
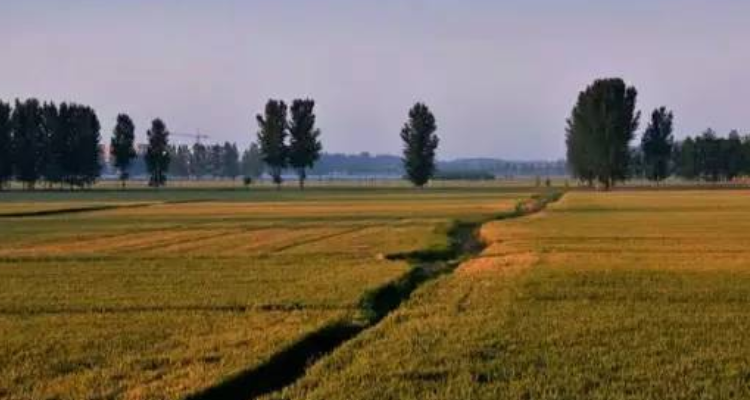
[
  {"xmin": 0, "ymin": 187, "xmax": 528, "ymax": 400},
  {"xmin": 271, "ymin": 190, "xmax": 750, "ymax": 400}
]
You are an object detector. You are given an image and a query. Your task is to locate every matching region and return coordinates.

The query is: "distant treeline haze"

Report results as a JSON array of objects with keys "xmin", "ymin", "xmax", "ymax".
[
  {"xmin": 2, "ymin": 88, "xmax": 744, "ymax": 190},
  {"xmin": 0, "ymin": 97, "xmax": 563, "ymax": 190}
]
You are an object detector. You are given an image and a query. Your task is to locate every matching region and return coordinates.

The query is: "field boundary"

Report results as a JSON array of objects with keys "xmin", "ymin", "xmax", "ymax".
[
  {"xmin": 183, "ymin": 191, "xmax": 563, "ymax": 400},
  {"xmin": 0, "ymin": 198, "xmax": 212, "ymax": 218},
  {"xmin": 0, "ymin": 203, "xmax": 144, "ymax": 218}
]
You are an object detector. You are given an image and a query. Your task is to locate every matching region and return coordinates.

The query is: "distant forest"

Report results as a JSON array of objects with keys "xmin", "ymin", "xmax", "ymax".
[{"xmin": 118, "ymin": 150, "xmax": 567, "ymax": 180}]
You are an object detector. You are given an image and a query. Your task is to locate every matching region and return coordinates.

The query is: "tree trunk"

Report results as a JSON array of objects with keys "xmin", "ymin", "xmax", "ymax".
[{"xmin": 298, "ymin": 168, "xmax": 306, "ymax": 190}]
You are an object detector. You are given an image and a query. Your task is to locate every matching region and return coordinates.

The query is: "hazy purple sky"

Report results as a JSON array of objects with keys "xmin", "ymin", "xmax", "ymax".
[{"xmin": 1, "ymin": 1, "xmax": 748, "ymax": 159}]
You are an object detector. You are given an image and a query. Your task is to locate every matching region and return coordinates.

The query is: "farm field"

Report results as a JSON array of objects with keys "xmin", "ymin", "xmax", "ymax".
[
  {"xmin": 272, "ymin": 190, "xmax": 750, "ymax": 400},
  {"xmin": 0, "ymin": 187, "xmax": 529, "ymax": 400}
]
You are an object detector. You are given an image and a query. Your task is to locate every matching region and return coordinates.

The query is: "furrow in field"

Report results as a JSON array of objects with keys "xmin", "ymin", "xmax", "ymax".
[
  {"xmin": 0, "ymin": 190, "xmax": 535, "ymax": 400},
  {"xmin": 269, "ymin": 191, "xmax": 750, "ymax": 399},
  {"xmin": 269, "ymin": 226, "xmax": 373, "ymax": 254},
  {"xmin": 186, "ymin": 193, "xmax": 559, "ymax": 400}
]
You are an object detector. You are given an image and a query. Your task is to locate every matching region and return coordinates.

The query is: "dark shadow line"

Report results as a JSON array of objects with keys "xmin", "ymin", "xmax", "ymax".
[
  {"xmin": 269, "ymin": 226, "xmax": 370, "ymax": 254},
  {"xmin": 182, "ymin": 191, "xmax": 564, "ymax": 400},
  {"xmin": 0, "ymin": 303, "xmax": 349, "ymax": 316},
  {"xmin": 0, "ymin": 198, "xmax": 215, "ymax": 219}
]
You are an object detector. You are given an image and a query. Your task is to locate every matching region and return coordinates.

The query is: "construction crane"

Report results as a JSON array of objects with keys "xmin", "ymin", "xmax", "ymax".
[{"xmin": 172, "ymin": 131, "xmax": 211, "ymax": 145}]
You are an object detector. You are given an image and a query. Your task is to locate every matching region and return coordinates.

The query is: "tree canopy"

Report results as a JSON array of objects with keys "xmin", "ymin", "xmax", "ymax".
[
  {"xmin": 0, "ymin": 101, "xmax": 12, "ymax": 189},
  {"xmin": 145, "ymin": 118, "xmax": 170, "ymax": 187},
  {"xmin": 110, "ymin": 114, "xmax": 137, "ymax": 187},
  {"xmin": 641, "ymin": 107, "xmax": 674, "ymax": 183},
  {"xmin": 401, "ymin": 103, "xmax": 439, "ymax": 187},
  {"xmin": 256, "ymin": 100, "xmax": 288, "ymax": 188},
  {"xmin": 566, "ymin": 78, "xmax": 640, "ymax": 189},
  {"xmin": 11, "ymin": 99, "xmax": 47, "ymax": 188},
  {"xmin": 288, "ymin": 99, "xmax": 322, "ymax": 189},
  {"xmin": 222, "ymin": 142, "xmax": 240, "ymax": 180}
]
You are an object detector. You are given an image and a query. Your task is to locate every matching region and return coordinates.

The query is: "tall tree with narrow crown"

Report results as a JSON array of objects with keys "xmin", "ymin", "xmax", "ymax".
[
  {"xmin": 145, "ymin": 118, "xmax": 170, "ymax": 187},
  {"xmin": 256, "ymin": 100, "xmax": 287, "ymax": 189},
  {"xmin": 0, "ymin": 100, "xmax": 12, "ymax": 190},
  {"xmin": 11, "ymin": 99, "xmax": 46, "ymax": 189},
  {"xmin": 401, "ymin": 103, "xmax": 439, "ymax": 187},
  {"xmin": 288, "ymin": 99, "xmax": 322, "ymax": 189},
  {"xmin": 222, "ymin": 142, "xmax": 240, "ymax": 180},
  {"xmin": 566, "ymin": 78, "xmax": 640, "ymax": 190},
  {"xmin": 641, "ymin": 107, "xmax": 674, "ymax": 184},
  {"xmin": 723, "ymin": 130, "xmax": 744, "ymax": 181},
  {"xmin": 110, "ymin": 114, "xmax": 137, "ymax": 188},
  {"xmin": 74, "ymin": 105, "xmax": 102, "ymax": 187},
  {"xmin": 40, "ymin": 102, "xmax": 63, "ymax": 187}
]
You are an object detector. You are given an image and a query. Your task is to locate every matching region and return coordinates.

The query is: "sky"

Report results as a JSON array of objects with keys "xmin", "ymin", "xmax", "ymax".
[{"xmin": 1, "ymin": 0, "xmax": 749, "ymax": 160}]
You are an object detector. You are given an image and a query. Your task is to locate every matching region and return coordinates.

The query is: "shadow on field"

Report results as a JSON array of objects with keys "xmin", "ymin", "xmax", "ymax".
[
  {"xmin": 184, "ymin": 321, "xmax": 361, "ymax": 400},
  {"xmin": 0, "ymin": 198, "xmax": 211, "ymax": 218},
  {"xmin": 0, "ymin": 204, "xmax": 133, "ymax": 218},
  {"xmin": 184, "ymin": 191, "xmax": 563, "ymax": 400}
]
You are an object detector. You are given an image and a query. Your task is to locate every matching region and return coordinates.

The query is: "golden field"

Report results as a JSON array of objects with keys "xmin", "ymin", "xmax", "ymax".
[
  {"xmin": 271, "ymin": 190, "xmax": 750, "ymax": 400},
  {"xmin": 0, "ymin": 187, "xmax": 527, "ymax": 400}
]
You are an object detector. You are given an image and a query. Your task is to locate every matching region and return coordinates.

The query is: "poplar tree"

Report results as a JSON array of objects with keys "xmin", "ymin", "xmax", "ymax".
[
  {"xmin": 641, "ymin": 107, "xmax": 674, "ymax": 184},
  {"xmin": 222, "ymin": 142, "xmax": 240, "ymax": 180},
  {"xmin": 41, "ymin": 102, "xmax": 63, "ymax": 186},
  {"xmin": 0, "ymin": 101, "xmax": 12, "ymax": 189},
  {"xmin": 256, "ymin": 100, "xmax": 288, "ymax": 189},
  {"xmin": 723, "ymin": 130, "xmax": 744, "ymax": 181},
  {"xmin": 401, "ymin": 103, "xmax": 439, "ymax": 187},
  {"xmin": 73, "ymin": 105, "xmax": 102, "ymax": 187},
  {"xmin": 145, "ymin": 119, "xmax": 170, "ymax": 187},
  {"xmin": 288, "ymin": 99, "xmax": 322, "ymax": 189},
  {"xmin": 110, "ymin": 114, "xmax": 137, "ymax": 188},
  {"xmin": 11, "ymin": 99, "xmax": 46, "ymax": 189}
]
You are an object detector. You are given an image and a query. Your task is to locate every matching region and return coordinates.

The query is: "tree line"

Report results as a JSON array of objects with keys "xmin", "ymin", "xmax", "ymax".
[
  {"xmin": 566, "ymin": 78, "xmax": 750, "ymax": 189},
  {"xmin": 255, "ymin": 99, "xmax": 323, "ymax": 189},
  {"xmin": 253, "ymin": 99, "xmax": 441, "ymax": 189},
  {"xmin": 635, "ymin": 129, "xmax": 750, "ymax": 183},
  {"xmin": 0, "ymin": 99, "xmax": 101, "ymax": 189},
  {"xmin": 0, "ymin": 95, "xmax": 443, "ymax": 190},
  {"xmin": 0, "ymin": 98, "xmax": 179, "ymax": 190},
  {"xmin": 110, "ymin": 118, "xmax": 269, "ymax": 187}
]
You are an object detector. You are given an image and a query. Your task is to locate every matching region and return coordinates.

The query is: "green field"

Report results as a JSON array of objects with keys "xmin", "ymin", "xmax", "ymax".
[
  {"xmin": 270, "ymin": 190, "xmax": 750, "ymax": 400},
  {"xmin": 0, "ymin": 187, "xmax": 529, "ymax": 400}
]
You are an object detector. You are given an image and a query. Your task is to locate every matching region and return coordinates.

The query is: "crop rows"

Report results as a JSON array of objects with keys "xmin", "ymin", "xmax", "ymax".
[
  {"xmin": 0, "ymin": 188, "xmax": 527, "ymax": 399},
  {"xmin": 270, "ymin": 191, "xmax": 750, "ymax": 400}
]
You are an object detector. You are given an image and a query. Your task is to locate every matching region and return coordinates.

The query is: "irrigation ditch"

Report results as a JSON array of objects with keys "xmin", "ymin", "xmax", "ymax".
[{"xmin": 184, "ymin": 191, "xmax": 563, "ymax": 400}]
